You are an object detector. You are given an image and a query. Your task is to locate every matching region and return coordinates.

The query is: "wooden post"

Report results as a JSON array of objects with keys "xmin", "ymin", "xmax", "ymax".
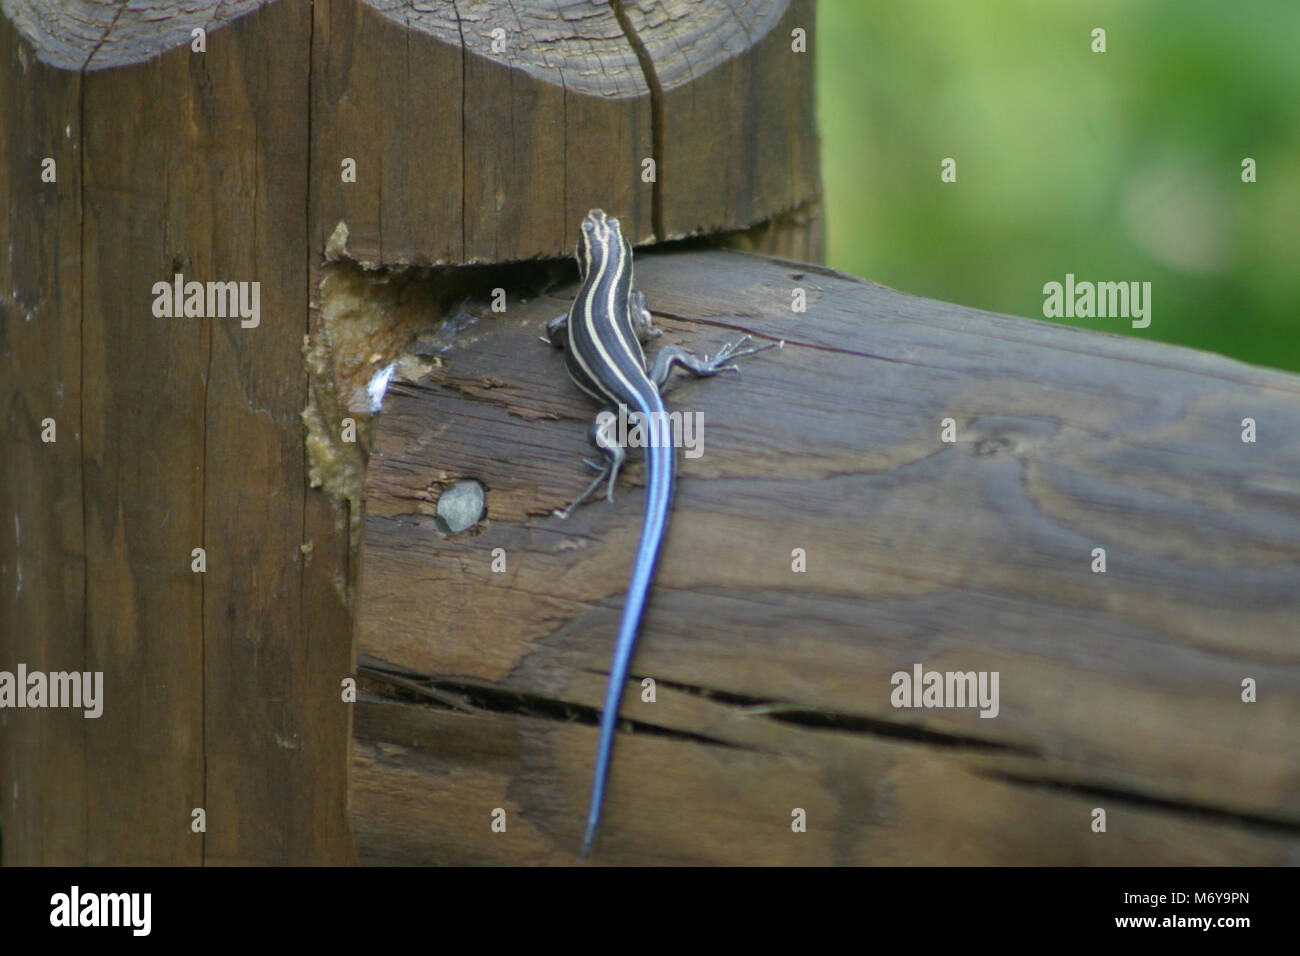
[{"xmin": 0, "ymin": 0, "xmax": 820, "ymax": 864}]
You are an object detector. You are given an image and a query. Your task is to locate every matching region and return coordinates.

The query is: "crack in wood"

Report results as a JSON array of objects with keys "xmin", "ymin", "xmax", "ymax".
[
  {"xmin": 632, "ymin": 674, "xmax": 1040, "ymax": 756},
  {"xmin": 361, "ymin": 652, "xmax": 1038, "ymax": 760},
  {"xmin": 976, "ymin": 769, "xmax": 1300, "ymax": 836},
  {"xmin": 609, "ymin": 0, "xmax": 665, "ymax": 240},
  {"xmin": 358, "ymin": 657, "xmax": 753, "ymax": 751}
]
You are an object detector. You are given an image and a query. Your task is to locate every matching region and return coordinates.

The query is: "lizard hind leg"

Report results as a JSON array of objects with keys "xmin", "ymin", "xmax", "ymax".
[{"xmin": 553, "ymin": 412, "xmax": 626, "ymax": 519}]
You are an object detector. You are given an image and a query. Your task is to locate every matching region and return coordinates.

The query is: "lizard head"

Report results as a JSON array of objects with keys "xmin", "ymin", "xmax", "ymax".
[{"xmin": 575, "ymin": 209, "xmax": 628, "ymax": 281}]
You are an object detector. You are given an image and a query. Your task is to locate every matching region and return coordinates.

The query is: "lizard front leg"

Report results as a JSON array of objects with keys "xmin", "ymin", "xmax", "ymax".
[
  {"xmin": 546, "ymin": 312, "xmax": 569, "ymax": 347},
  {"xmin": 648, "ymin": 334, "xmax": 782, "ymax": 390},
  {"xmin": 629, "ymin": 286, "xmax": 780, "ymax": 387},
  {"xmin": 629, "ymin": 289, "xmax": 662, "ymax": 344}
]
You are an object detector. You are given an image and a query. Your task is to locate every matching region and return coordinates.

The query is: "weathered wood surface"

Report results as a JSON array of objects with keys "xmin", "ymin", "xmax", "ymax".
[
  {"xmin": 0, "ymin": 1, "xmax": 355, "ymax": 865},
  {"xmin": 1, "ymin": 0, "xmax": 820, "ymax": 865},
  {"xmin": 356, "ymin": 249, "xmax": 1300, "ymax": 865},
  {"xmin": 309, "ymin": 0, "xmax": 821, "ymax": 264},
  {"xmin": 0, "ymin": 8, "xmax": 87, "ymax": 864}
]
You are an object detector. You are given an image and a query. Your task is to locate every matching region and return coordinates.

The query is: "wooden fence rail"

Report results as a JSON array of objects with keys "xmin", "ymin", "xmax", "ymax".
[{"xmin": 355, "ymin": 249, "xmax": 1300, "ymax": 864}]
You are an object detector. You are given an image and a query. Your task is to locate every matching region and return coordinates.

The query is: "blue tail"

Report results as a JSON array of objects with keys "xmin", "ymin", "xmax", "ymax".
[{"xmin": 580, "ymin": 396, "xmax": 673, "ymax": 859}]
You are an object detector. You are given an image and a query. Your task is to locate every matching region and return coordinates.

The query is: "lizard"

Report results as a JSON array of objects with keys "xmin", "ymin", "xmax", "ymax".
[{"xmin": 546, "ymin": 208, "xmax": 780, "ymax": 858}]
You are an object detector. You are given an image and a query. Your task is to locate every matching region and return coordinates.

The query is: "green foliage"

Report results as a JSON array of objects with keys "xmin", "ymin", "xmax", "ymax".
[{"xmin": 817, "ymin": 0, "xmax": 1300, "ymax": 371}]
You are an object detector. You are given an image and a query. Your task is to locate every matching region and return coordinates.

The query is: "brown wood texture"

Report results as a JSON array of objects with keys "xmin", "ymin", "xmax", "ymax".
[
  {"xmin": 308, "ymin": 0, "xmax": 819, "ymax": 264},
  {"xmin": 1, "ymin": 1, "xmax": 821, "ymax": 865},
  {"xmin": 0, "ymin": 10, "xmax": 87, "ymax": 864},
  {"xmin": 356, "ymin": 249, "xmax": 1300, "ymax": 865},
  {"xmin": 1, "ymin": 0, "xmax": 354, "ymax": 865}
]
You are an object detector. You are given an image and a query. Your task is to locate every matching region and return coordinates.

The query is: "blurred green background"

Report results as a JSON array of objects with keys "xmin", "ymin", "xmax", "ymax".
[{"xmin": 816, "ymin": 0, "xmax": 1299, "ymax": 372}]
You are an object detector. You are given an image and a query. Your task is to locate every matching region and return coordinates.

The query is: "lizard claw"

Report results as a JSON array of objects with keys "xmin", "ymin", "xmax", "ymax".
[
  {"xmin": 719, "ymin": 336, "xmax": 779, "ymax": 366},
  {"xmin": 711, "ymin": 337, "xmax": 746, "ymax": 364}
]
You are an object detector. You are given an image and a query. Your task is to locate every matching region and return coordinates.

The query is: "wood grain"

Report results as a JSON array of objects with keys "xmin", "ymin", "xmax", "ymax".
[
  {"xmin": 0, "ymin": 10, "xmax": 87, "ymax": 864},
  {"xmin": 356, "ymin": 249, "xmax": 1300, "ymax": 864},
  {"xmin": 1, "ymin": 0, "xmax": 820, "ymax": 865},
  {"xmin": 11, "ymin": 0, "xmax": 821, "ymax": 261},
  {"xmin": 1, "ymin": 0, "xmax": 354, "ymax": 865},
  {"xmin": 307, "ymin": 0, "xmax": 819, "ymax": 264}
]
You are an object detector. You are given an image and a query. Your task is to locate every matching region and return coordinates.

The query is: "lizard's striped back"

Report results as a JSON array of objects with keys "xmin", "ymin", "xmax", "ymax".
[{"xmin": 562, "ymin": 209, "xmax": 657, "ymax": 413}]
